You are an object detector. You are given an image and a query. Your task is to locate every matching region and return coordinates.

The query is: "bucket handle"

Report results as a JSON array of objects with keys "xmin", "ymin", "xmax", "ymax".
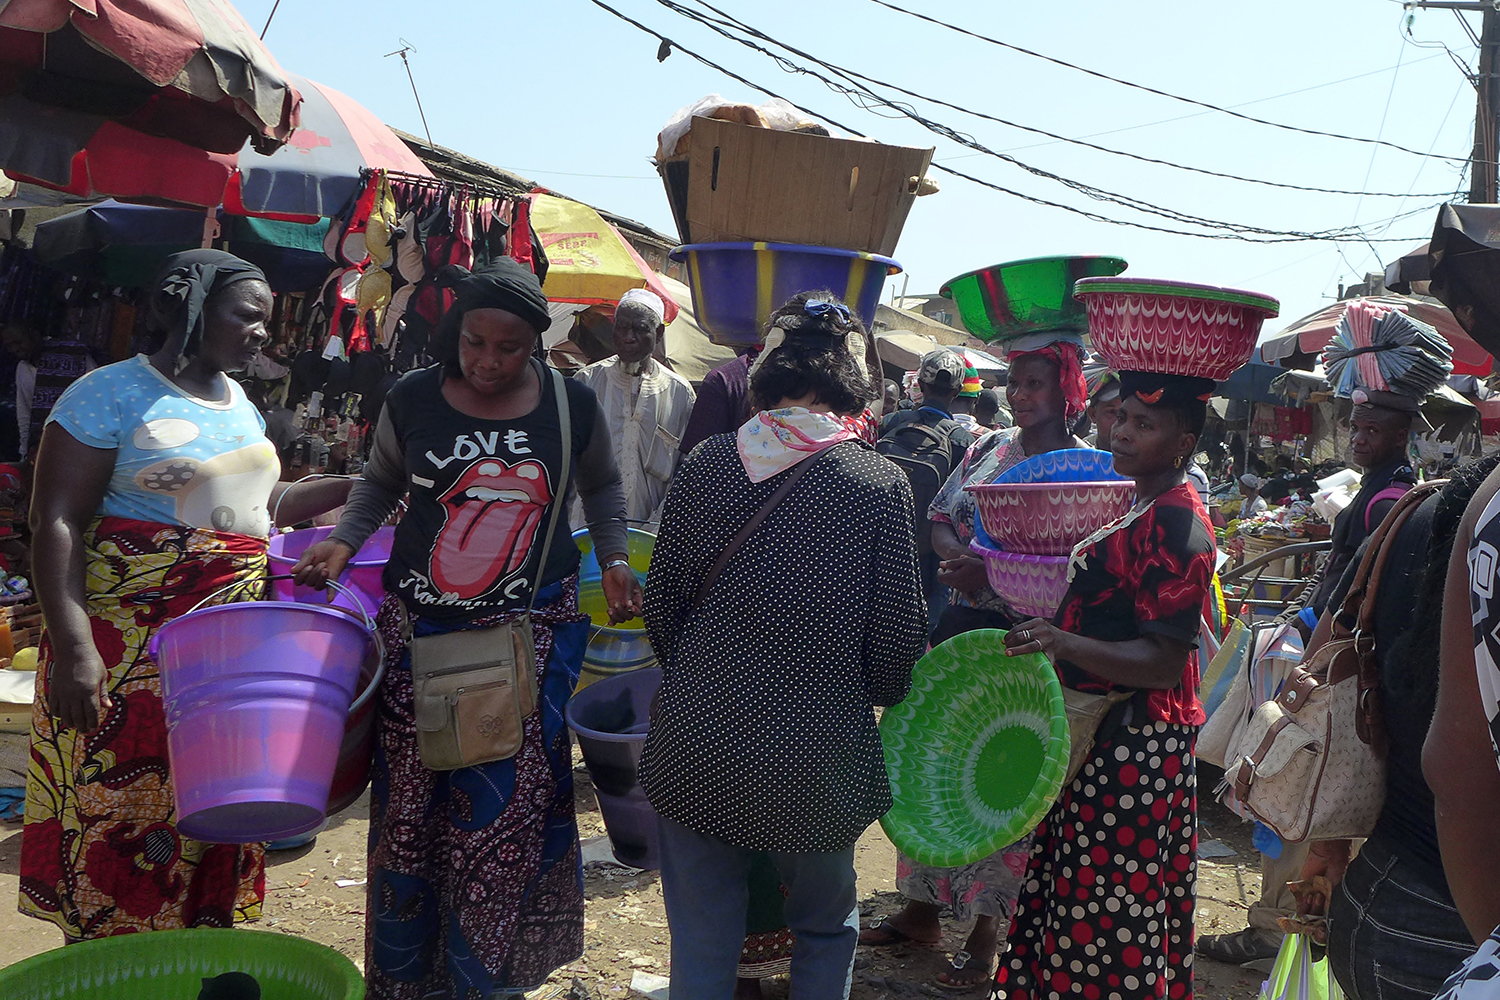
[
  {"xmin": 270, "ymin": 472, "xmax": 341, "ymax": 531},
  {"xmin": 185, "ymin": 575, "xmax": 376, "ymax": 635},
  {"xmin": 349, "ymin": 628, "xmax": 387, "ymax": 716}
]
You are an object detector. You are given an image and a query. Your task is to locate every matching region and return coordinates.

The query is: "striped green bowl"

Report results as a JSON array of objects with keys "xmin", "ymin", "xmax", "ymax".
[{"xmin": 880, "ymin": 629, "xmax": 1069, "ymax": 868}]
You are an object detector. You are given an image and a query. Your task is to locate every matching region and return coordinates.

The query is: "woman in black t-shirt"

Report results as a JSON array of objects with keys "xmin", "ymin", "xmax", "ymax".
[{"xmin": 295, "ymin": 260, "xmax": 639, "ymax": 998}]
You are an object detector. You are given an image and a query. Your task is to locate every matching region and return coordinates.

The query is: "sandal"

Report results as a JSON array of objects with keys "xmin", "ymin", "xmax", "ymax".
[
  {"xmin": 935, "ymin": 950, "xmax": 995, "ymax": 991},
  {"xmin": 858, "ymin": 915, "xmax": 941, "ymax": 948}
]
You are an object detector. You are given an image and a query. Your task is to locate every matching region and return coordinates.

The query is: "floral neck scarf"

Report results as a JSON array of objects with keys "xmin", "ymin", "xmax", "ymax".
[{"xmin": 736, "ymin": 407, "xmax": 875, "ymax": 482}]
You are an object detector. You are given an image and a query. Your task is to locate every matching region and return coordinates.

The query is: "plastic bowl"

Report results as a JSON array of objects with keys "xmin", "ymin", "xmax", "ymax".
[
  {"xmin": 969, "ymin": 540, "xmax": 1072, "ymax": 619},
  {"xmin": 880, "ymin": 629, "xmax": 1068, "ymax": 868},
  {"xmin": 966, "ymin": 481, "xmax": 1134, "ymax": 555},
  {"xmin": 0, "ymin": 927, "xmax": 364, "ymax": 999},
  {"xmin": 669, "ymin": 241, "xmax": 901, "ymax": 345},
  {"xmin": 939, "ymin": 255, "xmax": 1127, "ymax": 343},
  {"xmin": 1073, "ymin": 276, "xmax": 1279, "ymax": 381},
  {"xmin": 992, "ymin": 448, "xmax": 1125, "ymax": 485},
  {"xmin": 574, "ymin": 527, "xmax": 657, "ymax": 688}
]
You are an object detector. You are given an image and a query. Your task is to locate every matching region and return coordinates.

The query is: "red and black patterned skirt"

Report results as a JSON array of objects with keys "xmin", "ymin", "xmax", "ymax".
[{"xmin": 992, "ymin": 721, "xmax": 1197, "ymax": 1000}]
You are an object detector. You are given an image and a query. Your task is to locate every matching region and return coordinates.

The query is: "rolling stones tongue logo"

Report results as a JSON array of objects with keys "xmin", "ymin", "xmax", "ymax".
[{"xmin": 430, "ymin": 457, "xmax": 552, "ymax": 600}]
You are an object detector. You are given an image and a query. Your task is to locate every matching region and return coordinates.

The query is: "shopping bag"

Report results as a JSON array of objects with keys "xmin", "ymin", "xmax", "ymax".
[
  {"xmin": 1259, "ymin": 934, "xmax": 1344, "ymax": 1000},
  {"xmin": 1200, "ymin": 618, "xmax": 1249, "ymax": 721}
]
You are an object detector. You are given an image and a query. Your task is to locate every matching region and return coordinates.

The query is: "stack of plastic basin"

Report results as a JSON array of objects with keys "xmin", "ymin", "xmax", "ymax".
[
  {"xmin": 566, "ymin": 667, "xmax": 662, "ymax": 869},
  {"xmin": 574, "ymin": 527, "xmax": 658, "ymax": 690}
]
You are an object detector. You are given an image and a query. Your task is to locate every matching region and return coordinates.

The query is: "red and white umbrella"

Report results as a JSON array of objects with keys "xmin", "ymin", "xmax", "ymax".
[{"xmin": 0, "ymin": 0, "xmax": 300, "ymax": 154}]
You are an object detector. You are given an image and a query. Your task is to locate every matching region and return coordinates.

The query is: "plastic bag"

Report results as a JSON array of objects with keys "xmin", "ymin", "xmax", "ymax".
[{"xmin": 1260, "ymin": 934, "xmax": 1344, "ymax": 1000}]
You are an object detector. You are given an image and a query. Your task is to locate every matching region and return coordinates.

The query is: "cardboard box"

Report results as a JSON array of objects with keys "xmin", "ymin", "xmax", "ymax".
[{"xmin": 660, "ymin": 117, "xmax": 934, "ymax": 257}]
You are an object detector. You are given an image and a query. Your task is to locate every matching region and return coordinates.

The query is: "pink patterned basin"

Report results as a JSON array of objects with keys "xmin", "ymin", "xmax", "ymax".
[
  {"xmin": 965, "ymin": 481, "xmax": 1134, "ymax": 555},
  {"xmin": 970, "ymin": 540, "xmax": 1071, "ymax": 620},
  {"xmin": 1073, "ymin": 276, "xmax": 1279, "ymax": 381}
]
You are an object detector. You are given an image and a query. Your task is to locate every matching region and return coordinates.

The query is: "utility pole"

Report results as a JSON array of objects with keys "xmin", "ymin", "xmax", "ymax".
[
  {"xmin": 1472, "ymin": 5, "xmax": 1500, "ymax": 202},
  {"xmin": 1410, "ymin": 1, "xmax": 1500, "ymax": 202}
]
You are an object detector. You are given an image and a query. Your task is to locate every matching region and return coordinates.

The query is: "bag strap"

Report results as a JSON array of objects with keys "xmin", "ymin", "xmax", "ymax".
[
  {"xmin": 690, "ymin": 444, "xmax": 841, "ymax": 611},
  {"xmin": 1332, "ymin": 478, "xmax": 1445, "ymax": 638},
  {"xmin": 1329, "ymin": 477, "xmax": 1444, "ymax": 755},
  {"xmin": 526, "ymin": 364, "xmax": 572, "ymax": 616},
  {"xmin": 1365, "ymin": 485, "xmax": 1413, "ymax": 532}
]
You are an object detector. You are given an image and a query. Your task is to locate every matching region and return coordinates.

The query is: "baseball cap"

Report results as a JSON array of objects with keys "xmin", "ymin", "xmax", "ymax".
[{"xmin": 918, "ymin": 349, "xmax": 966, "ymax": 389}]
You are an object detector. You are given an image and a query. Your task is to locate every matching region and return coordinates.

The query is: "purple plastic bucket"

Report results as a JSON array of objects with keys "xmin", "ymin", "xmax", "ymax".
[
  {"xmin": 267, "ymin": 525, "xmax": 393, "ymax": 616},
  {"xmin": 149, "ymin": 591, "xmax": 377, "ymax": 844},
  {"xmin": 565, "ymin": 667, "xmax": 662, "ymax": 869}
]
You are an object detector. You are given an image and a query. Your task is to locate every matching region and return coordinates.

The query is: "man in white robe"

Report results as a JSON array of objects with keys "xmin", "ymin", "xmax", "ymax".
[{"xmin": 573, "ymin": 289, "xmax": 695, "ymax": 531}]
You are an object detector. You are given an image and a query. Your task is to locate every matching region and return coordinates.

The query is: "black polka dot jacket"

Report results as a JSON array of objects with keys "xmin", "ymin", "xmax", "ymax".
[{"xmin": 638, "ymin": 436, "xmax": 928, "ymax": 853}]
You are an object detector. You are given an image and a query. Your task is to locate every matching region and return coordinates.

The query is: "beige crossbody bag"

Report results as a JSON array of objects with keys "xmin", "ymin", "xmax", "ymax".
[{"xmin": 405, "ymin": 365, "xmax": 571, "ymax": 771}]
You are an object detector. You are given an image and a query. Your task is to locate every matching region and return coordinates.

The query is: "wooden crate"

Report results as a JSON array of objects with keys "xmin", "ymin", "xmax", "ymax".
[{"xmin": 4, "ymin": 599, "xmax": 41, "ymax": 652}]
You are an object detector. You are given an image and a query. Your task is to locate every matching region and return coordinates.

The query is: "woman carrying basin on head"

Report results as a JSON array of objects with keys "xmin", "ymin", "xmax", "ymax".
[
  {"xmin": 992, "ymin": 369, "xmax": 1217, "ymax": 999},
  {"xmin": 862, "ymin": 331, "xmax": 1092, "ymax": 990},
  {"xmin": 293, "ymin": 259, "xmax": 639, "ymax": 999},
  {"xmin": 20, "ymin": 250, "xmax": 353, "ymax": 941}
]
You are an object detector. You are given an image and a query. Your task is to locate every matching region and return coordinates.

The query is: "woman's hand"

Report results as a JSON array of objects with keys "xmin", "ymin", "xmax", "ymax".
[
  {"xmin": 937, "ymin": 554, "xmax": 988, "ymax": 595},
  {"xmin": 48, "ymin": 643, "xmax": 112, "ymax": 732},
  {"xmin": 1003, "ymin": 618, "xmax": 1070, "ymax": 659},
  {"xmin": 601, "ymin": 559, "xmax": 644, "ymax": 624},
  {"xmin": 1294, "ymin": 840, "xmax": 1352, "ymax": 918},
  {"xmin": 291, "ymin": 539, "xmax": 355, "ymax": 590}
]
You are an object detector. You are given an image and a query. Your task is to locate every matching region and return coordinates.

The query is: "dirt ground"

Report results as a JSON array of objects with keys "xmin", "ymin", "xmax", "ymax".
[{"xmin": 0, "ymin": 752, "xmax": 1273, "ymax": 999}]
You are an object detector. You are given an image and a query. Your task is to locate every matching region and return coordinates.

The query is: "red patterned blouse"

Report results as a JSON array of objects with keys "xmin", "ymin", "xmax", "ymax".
[{"xmin": 1053, "ymin": 481, "xmax": 1216, "ymax": 726}]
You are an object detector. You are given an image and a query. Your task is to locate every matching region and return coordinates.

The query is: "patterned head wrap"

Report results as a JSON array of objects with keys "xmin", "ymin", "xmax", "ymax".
[{"xmin": 147, "ymin": 249, "xmax": 268, "ymax": 358}]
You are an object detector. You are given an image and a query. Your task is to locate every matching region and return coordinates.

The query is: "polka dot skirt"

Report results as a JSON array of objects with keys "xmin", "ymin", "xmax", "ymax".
[{"xmin": 992, "ymin": 721, "xmax": 1197, "ymax": 1000}]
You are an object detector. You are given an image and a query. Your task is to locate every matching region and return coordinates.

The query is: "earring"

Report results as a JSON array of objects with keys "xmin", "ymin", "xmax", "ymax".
[{"xmin": 1174, "ymin": 455, "xmax": 1184, "ymax": 469}]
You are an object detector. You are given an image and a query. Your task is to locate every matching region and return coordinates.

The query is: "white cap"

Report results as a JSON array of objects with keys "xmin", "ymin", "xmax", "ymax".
[{"xmin": 618, "ymin": 287, "xmax": 666, "ymax": 327}]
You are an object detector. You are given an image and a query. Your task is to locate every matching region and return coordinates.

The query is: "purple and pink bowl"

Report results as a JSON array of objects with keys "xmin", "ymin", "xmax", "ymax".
[{"xmin": 965, "ymin": 481, "xmax": 1134, "ymax": 555}]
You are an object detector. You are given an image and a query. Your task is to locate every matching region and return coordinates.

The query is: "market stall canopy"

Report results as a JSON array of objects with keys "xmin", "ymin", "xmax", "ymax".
[
  {"xmin": 1258, "ymin": 295, "xmax": 1493, "ymax": 377},
  {"xmin": 530, "ymin": 193, "xmax": 680, "ymax": 324},
  {"xmin": 875, "ymin": 329, "xmax": 943, "ymax": 371},
  {"xmin": 0, "ymin": 0, "xmax": 300, "ymax": 155},
  {"xmin": 1215, "ymin": 358, "xmax": 1289, "ymax": 405},
  {"xmin": 33, "ymin": 200, "xmax": 330, "ymax": 290},
  {"xmin": 1, "ymin": 71, "xmax": 428, "ymax": 220}
]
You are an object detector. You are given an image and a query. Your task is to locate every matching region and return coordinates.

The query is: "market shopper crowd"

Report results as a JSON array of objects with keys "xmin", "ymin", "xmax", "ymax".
[{"xmin": 16, "ymin": 224, "xmax": 1500, "ymax": 1000}]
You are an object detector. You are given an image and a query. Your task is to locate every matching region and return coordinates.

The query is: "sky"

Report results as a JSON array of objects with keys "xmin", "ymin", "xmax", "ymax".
[{"xmin": 239, "ymin": 0, "xmax": 1485, "ymax": 340}]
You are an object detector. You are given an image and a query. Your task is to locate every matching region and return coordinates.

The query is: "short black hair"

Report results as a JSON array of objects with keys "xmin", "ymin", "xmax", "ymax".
[{"xmin": 750, "ymin": 290, "xmax": 875, "ymax": 414}]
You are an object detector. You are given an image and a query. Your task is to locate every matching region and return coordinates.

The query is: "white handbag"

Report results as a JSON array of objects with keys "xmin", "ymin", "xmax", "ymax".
[{"xmin": 1219, "ymin": 481, "xmax": 1443, "ymax": 842}]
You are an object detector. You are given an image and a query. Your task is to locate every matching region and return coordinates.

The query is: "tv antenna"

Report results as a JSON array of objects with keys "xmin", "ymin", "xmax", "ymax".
[{"xmin": 385, "ymin": 39, "xmax": 434, "ymax": 147}]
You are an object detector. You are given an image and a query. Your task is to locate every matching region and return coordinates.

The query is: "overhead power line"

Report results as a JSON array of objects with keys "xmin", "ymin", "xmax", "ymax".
[
  {"xmin": 863, "ymin": 0, "xmax": 1483, "ymax": 167},
  {"xmin": 664, "ymin": 0, "xmax": 1456, "ymax": 199},
  {"xmin": 636, "ymin": 0, "xmax": 1457, "ymax": 239},
  {"xmin": 585, "ymin": 0, "xmax": 1440, "ymax": 244}
]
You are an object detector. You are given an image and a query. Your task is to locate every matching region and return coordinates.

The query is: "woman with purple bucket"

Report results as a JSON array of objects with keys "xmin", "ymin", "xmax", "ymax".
[
  {"xmin": 293, "ymin": 259, "xmax": 640, "ymax": 999},
  {"xmin": 20, "ymin": 250, "xmax": 352, "ymax": 942}
]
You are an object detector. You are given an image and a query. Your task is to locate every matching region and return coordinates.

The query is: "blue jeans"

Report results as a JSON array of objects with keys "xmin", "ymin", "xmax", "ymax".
[
  {"xmin": 657, "ymin": 816, "xmax": 860, "ymax": 1000},
  {"xmin": 1328, "ymin": 835, "xmax": 1475, "ymax": 1000}
]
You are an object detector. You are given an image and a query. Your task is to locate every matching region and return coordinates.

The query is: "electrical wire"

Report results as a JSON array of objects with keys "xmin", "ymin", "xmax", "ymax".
[
  {"xmin": 636, "ymin": 0, "xmax": 1456, "ymax": 240},
  {"xmin": 862, "ymin": 0, "xmax": 1485, "ymax": 167},
  {"xmin": 958, "ymin": 52, "xmax": 1448, "ymax": 159},
  {"xmin": 663, "ymin": 0, "xmax": 1454, "ymax": 199},
  {"xmin": 586, "ymin": 0, "xmax": 1441, "ymax": 244}
]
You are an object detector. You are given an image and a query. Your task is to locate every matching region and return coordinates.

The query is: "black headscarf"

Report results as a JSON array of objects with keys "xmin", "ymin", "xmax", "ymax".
[
  {"xmin": 433, "ymin": 259, "xmax": 551, "ymax": 368},
  {"xmin": 1118, "ymin": 370, "xmax": 1215, "ymax": 408},
  {"xmin": 1119, "ymin": 370, "xmax": 1215, "ymax": 434},
  {"xmin": 147, "ymin": 250, "xmax": 268, "ymax": 358}
]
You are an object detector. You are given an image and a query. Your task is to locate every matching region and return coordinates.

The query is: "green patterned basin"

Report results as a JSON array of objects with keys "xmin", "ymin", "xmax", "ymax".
[
  {"xmin": 880, "ymin": 629, "xmax": 1069, "ymax": 867},
  {"xmin": 0, "ymin": 929, "xmax": 365, "ymax": 1000}
]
